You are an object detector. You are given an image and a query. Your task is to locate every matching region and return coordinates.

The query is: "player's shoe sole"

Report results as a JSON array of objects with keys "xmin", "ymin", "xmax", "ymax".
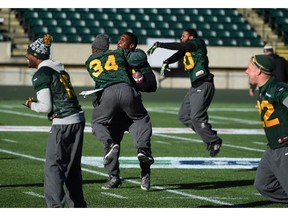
[{"xmin": 103, "ymin": 144, "xmax": 119, "ymax": 165}]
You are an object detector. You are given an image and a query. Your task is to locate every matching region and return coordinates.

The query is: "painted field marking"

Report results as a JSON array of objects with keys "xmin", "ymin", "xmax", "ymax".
[
  {"xmin": 0, "ymin": 125, "xmax": 265, "ymax": 135},
  {"xmin": 1, "ymin": 139, "xmax": 17, "ymax": 143},
  {"xmin": 101, "ymin": 192, "xmax": 128, "ymax": 199},
  {"xmin": 81, "ymin": 156, "xmax": 260, "ymax": 169},
  {"xmin": 23, "ymin": 191, "xmax": 45, "ymax": 198},
  {"xmin": 0, "ymin": 148, "xmax": 234, "ymax": 206}
]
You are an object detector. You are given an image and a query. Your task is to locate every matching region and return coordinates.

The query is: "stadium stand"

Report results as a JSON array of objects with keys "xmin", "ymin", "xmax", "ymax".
[
  {"xmin": 255, "ymin": 8, "xmax": 288, "ymax": 44},
  {"xmin": 12, "ymin": 8, "xmax": 264, "ymax": 47}
]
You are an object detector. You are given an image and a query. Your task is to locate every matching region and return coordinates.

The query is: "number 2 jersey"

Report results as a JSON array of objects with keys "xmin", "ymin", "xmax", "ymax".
[
  {"xmin": 257, "ymin": 76, "xmax": 288, "ymax": 149},
  {"xmin": 32, "ymin": 59, "xmax": 83, "ymax": 120}
]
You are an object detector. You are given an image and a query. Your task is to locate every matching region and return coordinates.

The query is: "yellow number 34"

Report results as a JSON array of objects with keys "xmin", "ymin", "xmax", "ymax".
[
  {"xmin": 89, "ymin": 54, "xmax": 119, "ymax": 77},
  {"xmin": 257, "ymin": 100, "xmax": 280, "ymax": 127}
]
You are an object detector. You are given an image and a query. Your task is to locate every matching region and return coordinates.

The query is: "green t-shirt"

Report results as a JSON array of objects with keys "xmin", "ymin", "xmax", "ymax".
[
  {"xmin": 258, "ymin": 76, "xmax": 288, "ymax": 149},
  {"xmin": 32, "ymin": 66, "xmax": 82, "ymax": 119},
  {"xmin": 184, "ymin": 38, "xmax": 210, "ymax": 83},
  {"xmin": 85, "ymin": 49, "xmax": 132, "ymax": 89}
]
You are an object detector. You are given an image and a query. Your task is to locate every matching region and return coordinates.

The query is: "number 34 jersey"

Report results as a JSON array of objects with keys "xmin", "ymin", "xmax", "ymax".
[
  {"xmin": 85, "ymin": 49, "xmax": 132, "ymax": 89},
  {"xmin": 257, "ymin": 76, "xmax": 288, "ymax": 149},
  {"xmin": 32, "ymin": 59, "xmax": 82, "ymax": 119}
]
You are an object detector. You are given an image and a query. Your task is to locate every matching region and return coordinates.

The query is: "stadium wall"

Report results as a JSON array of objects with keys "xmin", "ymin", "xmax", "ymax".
[{"xmin": 0, "ymin": 42, "xmax": 262, "ymax": 89}]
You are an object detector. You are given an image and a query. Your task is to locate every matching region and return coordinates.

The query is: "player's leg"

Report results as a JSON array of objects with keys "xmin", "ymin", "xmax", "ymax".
[
  {"xmin": 255, "ymin": 148, "xmax": 288, "ymax": 203},
  {"xmin": 189, "ymin": 82, "xmax": 222, "ymax": 157},
  {"xmin": 64, "ymin": 122, "xmax": 87, "ymax": 207}
]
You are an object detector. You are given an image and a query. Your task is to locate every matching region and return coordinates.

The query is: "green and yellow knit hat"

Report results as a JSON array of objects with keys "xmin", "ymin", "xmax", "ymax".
[
  {"xmin": 27, "ymin": 34, "xmax": 53, "ymax": 60},
  {"xmin": 250, "ymin": 54, "xmax": 275, "ymax": 75}
]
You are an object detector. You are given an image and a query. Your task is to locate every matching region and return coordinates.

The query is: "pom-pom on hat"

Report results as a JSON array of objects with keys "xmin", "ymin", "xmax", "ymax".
[
  {"xmin": 250, "ymin": 54, "xmax": 275, "ymax": 75},
  {"xmin": 27, "ymin": 34, "xmax": 53, "ymax": 60},
  {"xmin": 263, "ymin": 41, "xmax": 273, "ymax": 52},
  {"xmin": 92, "ymin": 34, "xmax": 109, "ymax": 51}
]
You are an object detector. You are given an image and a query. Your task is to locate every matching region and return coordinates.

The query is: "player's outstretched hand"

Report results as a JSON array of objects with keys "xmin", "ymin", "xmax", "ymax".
[
  {"xmin": 160, "ymin": 61, "xmax": 171, "ymax": 76},
  {"xmin": 23, "ymin": 97, "xmax": 36, "ymax": 108},
  {"xmin": 147, "ymin": 42, "xmax": 160, "ymax": 56}
]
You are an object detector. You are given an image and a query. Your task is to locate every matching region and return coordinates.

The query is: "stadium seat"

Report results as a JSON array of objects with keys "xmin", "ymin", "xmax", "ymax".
[
  {"xmin": 45, "ymin": 19, "xmax": 58, "ymax": 27},
  {"xmin": 66, "ymin": 12, "xmax": 81, "ymax": 20},
  {"xmin": 79, "ymin": 12, "xmax": 95, "ymax": 20},
  {"xmin": 203, "ymin": 15, "xmax": 218, "ymax": 23},
  {"xmin": 66, "ymin": 35, "xmax": 82, "ymax": 42},
  {"xmin": 127, "ymin": 21, "xmax": 142, "ymax": 29},
  {"xmin": 28, "ymin": 19, "xmax": 44, "ymax": 27},
  {"xmin": 50, "ymin": 34, "xmax": 67, "ymax": 42},
  {"xmin": 223, "ymin": 23, "xmax": 238, "ymax": 31},
  {"xmin": 99, "ymin": 20, "xmax": 114, "ymax": 28},
  {"xmin": 210, "ymin": 23, "xmax": 224, "ymax": 30},
  {"xmin": 216, "ymin": 30, "xmax": 231, "ymax": 38},
  {"xmin": 208, "ymin": 38, "xmax": 223, "ymax": 46},
  {"xmin": 191, "ymin": 16, "xmax": 204, "ymax": 23},
  {"xmin": 37, "ymin": 11, "xmax": 53, "ymax": 19},
  {"xmin": 85, "ymin": 20, "xmax": 101, "ymax": 28},
  {"xmin": 229, "ymin": 31, "xmax": 245, "ymax": 38},
  {"xmin": 211, "ymin": 9, "xmax": 226, "ymax": 16},
  {"xmin": 76, "ymin": 27, "xmax": 91, "ymax": 35},
  {"xmin": 197, "ymin": 8, "xmax": 212, "ymax": 16},
  {"xmin": 51, "ymin": 11, "xmax": 67, "ymax": 19},
  {"xmin": 135, "ymin": 14, "xmax": 150, "ymax": 22},
  {"xmin": 197, "ymin": 23, "xmax": 211, "ymax": 30},
  {"xmin": 116, "ymin": 8, "xmax": 130, "ymax": 14},
  {"xmin": 81, "ymin": 35, "xmax": 95, "ymax": 43},
  {"xmin": 160, "ymin": 29, "xmax": 176, "ymax": 38},
  {"xmin": 89, "ymin": 27, "xmax": 105, "ymax": 35},
  {"xmin": 93, "ymin": 13, "xmax": 109, "ymax": 20},
  {"xmin": 130, "ymin": 8, "xmax": 145, "ymax": 14},
  {"xmin": 149, "ymin": 14, "xmax": 164, "ymax": 22},
  {"xmin": 222, "ymin": 38, "xmax": 238, "ymax": 46},
  {"xmin": 48, "ymin": 26, "xmax": 62, "ymax": 34},
  {"xmin": 57, "ymin": 19, "xmax": 72, "ymax": 27},
  {"xmin": 132, "ymin": 29, "xmax": 148, "ymax": 36},
  {"xmin": 61, "ymin": 26, "xmax": 77, "ymax": 34},
  {"xmin": 144, "ymin": 8, "xmax": 158, "ymax": 15},
  {"xmin": 184, "ymin": 8, "xmax": 198, "ymax": 15},
  {"xmin": 157, "ymin": 8, "xmax": 171, "ymax": 15},
  {"xmin": 72, "ymin": 20, "xmax": 86, "ymax": 27},
  {"xmin": 202, "ymin": 30, "xmax": 217, "ymax": 38}
]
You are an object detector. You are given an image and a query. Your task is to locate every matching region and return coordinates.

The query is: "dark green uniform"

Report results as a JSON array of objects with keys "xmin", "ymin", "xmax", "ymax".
[
  {"xmin": 31, "ymin": 60, "xmax": 86, "ymax": 207},
  {"xmin": 32, "ymin": 66, "xmax": 82, "ymax": 119},
  {"xmin": 86, "ymin": 49, "xmax": 152, "ymax": 164},
  {"xmin": 86, "ymin": 49, "xmax": 131, "ymax": 89},
  {"xmin": 184, "ymin": 38, "xmax": 210, "ymax": 83},
  {"xmin": 159, "ymin": 38, "xmax": 222, "ymax": 155},
  {"xmin": 254, "ymin": 76, "xmax": 288, "ymax": 203},
  {"xmin": 257, "ymin": 76, "xmax": 288, "ymax": 149}
]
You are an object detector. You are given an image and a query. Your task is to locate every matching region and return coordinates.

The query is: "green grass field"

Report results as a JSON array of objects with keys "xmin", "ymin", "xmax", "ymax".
[{"xmin": 0, "ymin": 90, "xmax": 287, "ymax": 209}]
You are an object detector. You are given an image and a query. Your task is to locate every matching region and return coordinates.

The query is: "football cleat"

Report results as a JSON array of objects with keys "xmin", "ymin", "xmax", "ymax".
[
  {"xmin": 101, "ymin": 176, "xmax": 121, "ymax": 189},
  {"xmin": 207, "ymin": 138, "xmax": 222, "ymax": 157},
  {"xmin": 103, "ymin": 143, "xmax": 119, "ymax": 165},
  {"xmin": 140, "ymin": 173, "xmax": 150, "ymax": 191}
]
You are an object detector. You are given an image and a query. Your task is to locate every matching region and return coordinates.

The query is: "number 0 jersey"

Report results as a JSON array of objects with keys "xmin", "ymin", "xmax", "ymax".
[{"xmin": 257, "ymin": 76, "xmax": 288, "ymax": 149}]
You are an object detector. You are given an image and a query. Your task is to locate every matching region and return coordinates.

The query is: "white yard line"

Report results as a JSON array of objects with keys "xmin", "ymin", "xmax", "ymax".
[
  {"xmin": 0, "ymin": 148, "xmax": 234, "ymax": 206},
  {"xmin": 23, "ymin": 191, "xmax": 45, "ymax": 199},
  {"xmin": 101, "ymin": 192, "xmax": 128, "ymax": 199}
]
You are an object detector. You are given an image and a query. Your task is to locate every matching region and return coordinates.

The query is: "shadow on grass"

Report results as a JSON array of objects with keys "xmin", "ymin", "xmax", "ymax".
[{"xmin": 155, "ymin": 179, "xmax": 254, "ymax": 190}]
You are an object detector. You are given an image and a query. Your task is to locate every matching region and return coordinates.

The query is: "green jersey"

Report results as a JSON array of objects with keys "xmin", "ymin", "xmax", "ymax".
[
  {"xmin": 32, "ymin": 61, "xmax": 82, "ymax": 119},
  {"xmin": 257, "ymin": 76, "xmax": 288, "ymax": 149},
  {"xmin": 85, "ymin": 49, "xmax": 131, "ymax": 89},
  {"xmin": 184, "ymin": 38, "xmax": 210, "ymax": 83}
]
